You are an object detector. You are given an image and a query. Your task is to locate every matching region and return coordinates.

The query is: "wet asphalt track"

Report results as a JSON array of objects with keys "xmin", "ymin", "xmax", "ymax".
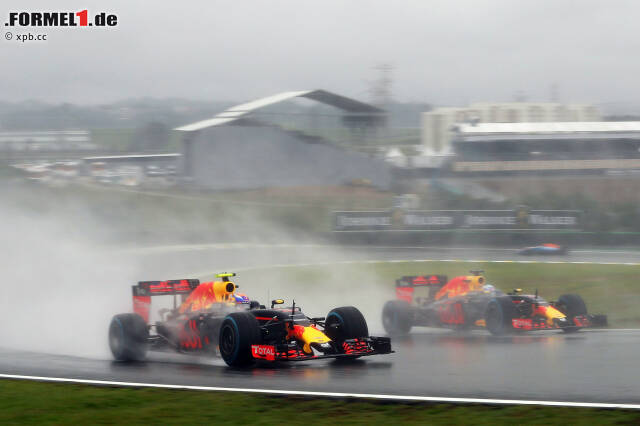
[
  {"xmin": 2, "ymin": 245, "xmax": 640, "ymax": 404},
  {"xmin": 2, "ymin": 329, "xmax": 639, "ymax": 404}
]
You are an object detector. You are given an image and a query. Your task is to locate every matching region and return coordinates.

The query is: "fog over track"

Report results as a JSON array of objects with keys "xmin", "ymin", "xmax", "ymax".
[{"xmin": 2, "ymin": 244, "xmax": 640, "ymax": 406}]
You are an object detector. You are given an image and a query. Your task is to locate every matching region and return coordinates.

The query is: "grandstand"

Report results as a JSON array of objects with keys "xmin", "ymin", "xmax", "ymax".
[
  {"xmin": 451, "ymin": 122, "xmax": 640, "ymax": 174},
  {"xmin": 174, "ymin": 90, "xmax": 392, "ymax": 190},
  {"xmin": 422, "ymin": 102, "xmax": 600, "ymax": 153},
  {"xmin": 0, "ymin": 130, "xmax": 95, "ymax": 152}
]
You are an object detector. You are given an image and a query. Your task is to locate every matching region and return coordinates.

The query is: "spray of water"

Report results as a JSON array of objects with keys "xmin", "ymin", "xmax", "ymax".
[{"xmin": 0, "ymin": 182, "xmax": 392, "ymax": 359}]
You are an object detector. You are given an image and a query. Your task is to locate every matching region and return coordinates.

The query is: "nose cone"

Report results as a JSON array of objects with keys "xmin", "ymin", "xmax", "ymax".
[
  {"xmin": 544, "ymin": 305, "xmax": 567, "ymax": 325},
  {"xmin": 301, "ymin": 326, "xmax": 331, "ymax": 354}
]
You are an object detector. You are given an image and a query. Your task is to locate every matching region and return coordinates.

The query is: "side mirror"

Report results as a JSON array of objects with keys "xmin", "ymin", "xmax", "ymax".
[{"xmin": 271, "ymin": 299, "xmax": 284, "ymax": 308}]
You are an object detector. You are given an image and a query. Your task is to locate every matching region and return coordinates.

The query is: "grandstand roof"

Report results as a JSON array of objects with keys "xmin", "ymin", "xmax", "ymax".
[
  {"xmin": 175, "ymin": 90, "xmax": 384, "ymax": 132},
  {"xmin": 83, "ymin": 153, "xmax": 180, "ymax": 161},
  {"xmin": 456, "ymin": 121, "xmax": 640, "ymax": 135}
]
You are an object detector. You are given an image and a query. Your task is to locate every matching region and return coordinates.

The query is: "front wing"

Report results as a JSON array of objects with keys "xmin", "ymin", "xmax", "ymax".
[
  {"xmin": 251, "ymin": 336, "xmax": 393, "ymax": 362},
  {"xmin": 510, "ymin": 314, "xmax": 608, "ymax": 331}
]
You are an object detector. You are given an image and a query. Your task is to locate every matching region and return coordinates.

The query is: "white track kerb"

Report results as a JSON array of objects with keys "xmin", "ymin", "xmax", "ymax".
[{"xmin": 1, "ymin": 373, "xmax": 640, "ymax": 409}]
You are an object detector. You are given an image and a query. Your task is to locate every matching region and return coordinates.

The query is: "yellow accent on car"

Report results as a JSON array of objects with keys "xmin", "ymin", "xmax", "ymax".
[
  {"xmin": 300, "ymin": 326, "xmax": 331, "ymax": 354},
  {"xmin": 544, "ymin": 305, "xmax": 566, "ymax": 325},
  {"xmin": 465, "ymin": 275, "xmax": 485, "ymax": 292},
  {"xmin": 212, "ymin": 280, "xmax": 236, "ymax": 301}
]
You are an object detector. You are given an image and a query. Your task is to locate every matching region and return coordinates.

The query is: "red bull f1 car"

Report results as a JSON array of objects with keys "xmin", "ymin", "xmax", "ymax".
[
  {"xmin": 109, "ymin": 273, "xmax": 392, "ymax": 367},
  {"xmin": 382, "ymin": 271, "xmax": 607, "ymax": 336}
]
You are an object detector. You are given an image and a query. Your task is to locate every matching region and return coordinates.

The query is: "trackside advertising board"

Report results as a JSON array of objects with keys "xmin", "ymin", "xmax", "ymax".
[
  {"xmin": 333, "ymin": 210, "xmax": 581, "ymax": 231},
  {"xmin": 333, "ymin": 211, "xmax": 393, "ymax": 231}
]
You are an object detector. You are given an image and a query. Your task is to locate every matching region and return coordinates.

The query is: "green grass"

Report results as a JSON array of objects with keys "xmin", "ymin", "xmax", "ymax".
[
  {"xmin": 0, "ymin": 163, "xmax": 22, "ymax": 178},
  {"xmin": 1, "ymin": 379, "xmax": 640, "ymax": 425},
  {"xmin": 232, "ymin": 261, "xmax": 640, "ymax": 327}
]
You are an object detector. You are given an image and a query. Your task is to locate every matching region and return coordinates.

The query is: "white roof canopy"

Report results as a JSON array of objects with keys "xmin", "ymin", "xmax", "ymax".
[
  {"xmin": 456, "ymin": 122, "xmax": 640, "ymax": 135},
  {"xmin": 175, "ymin": 89, "xmax": 384, "ymax": 132}
]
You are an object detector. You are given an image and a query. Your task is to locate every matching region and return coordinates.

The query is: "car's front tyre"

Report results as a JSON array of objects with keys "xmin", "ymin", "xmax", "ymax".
[
  {"xmin": 219, "ymin": 312, "xmax": 262, "ymax": 367},
  {"xmin": 556, "ymin": 294, "xmax": 587, "ymax": 332}
]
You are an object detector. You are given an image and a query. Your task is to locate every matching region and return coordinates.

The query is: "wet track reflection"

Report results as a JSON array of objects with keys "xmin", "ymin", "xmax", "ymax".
[
  {"xmin": 2, "ymin": 328, "xmax": 639, "ymax": 404},
  {"xmin": 2, "ymin": 245, "xmax": 640, "ymax": 403}
]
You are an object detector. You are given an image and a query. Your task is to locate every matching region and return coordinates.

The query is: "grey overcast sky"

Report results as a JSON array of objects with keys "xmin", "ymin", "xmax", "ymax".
[{"xmin": 1, "ymin": 0, "xmax": 639, "ymax": 110}]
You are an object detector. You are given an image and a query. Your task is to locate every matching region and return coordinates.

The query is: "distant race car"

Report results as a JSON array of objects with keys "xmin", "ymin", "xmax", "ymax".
[
  {"xmin": 381, "ymin": 271, "xmax": 607, "ymax": 336},
  {"xmin": 517, "ymin": 243, "xmax": 568, "ymax": 256},
  {"xmin": 109, "ymin": 273, "xmax": 392, "ymax": 367}
]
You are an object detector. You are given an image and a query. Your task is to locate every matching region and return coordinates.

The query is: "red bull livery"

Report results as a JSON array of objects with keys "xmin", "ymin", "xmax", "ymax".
[
  {"xmin": 109, "ymin": 273, "xmax": 392, "ymax": 367},
  {"xmin": 382, "ymin": 270, "xmax": 607, "ymax": 336}
]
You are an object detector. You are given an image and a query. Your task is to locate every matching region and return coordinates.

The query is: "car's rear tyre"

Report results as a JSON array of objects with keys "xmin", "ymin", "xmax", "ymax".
[
  {"xmin": 325, "ymin": 306, "xmax": 369, "ymax": 342},
  {"xmin": 219, "ymin": 312, "xmax": 262, "ymax": 367},
  {"xmin": 485, "ymin": 297, "xmax": 517, "ymax": 336},
  {"xmin": 382, "ymin": 300, "xmax": 412, "ymax": 335},
  {"xmin": 557, "ymin": 294, "xmax": 587, "ymax": 332},
  {"xmin": 109, "ymin": 313, "xmax": 149, "ymax": 361}
]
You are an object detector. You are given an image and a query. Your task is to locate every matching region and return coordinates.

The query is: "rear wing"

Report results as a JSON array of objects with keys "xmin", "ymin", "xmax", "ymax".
[
  {"xmin": 395, "ymin": 275, "xmax": 448, "ymax": 304},
  {"xmin": 132, "ymin": 279, "xmax": 200, "ymax": 297},
  {"xmin": 132, "ymin": 279, "xmax": 200, "ymax": 322},
  {"xmin": 396, "ymin": 275, "xmax": 448, "ymax": 287}
]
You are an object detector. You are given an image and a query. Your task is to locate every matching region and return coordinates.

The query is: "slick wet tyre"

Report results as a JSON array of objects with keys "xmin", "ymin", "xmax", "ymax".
[
  {"xmin": 109, "ymin": 313, "xmax": 149, "ymax": 361},
  {"xmin": 557, "ymin": 294, "xmax": 587, "ymax": 318},
  {"xmin": 557, "ymin": 294, "xmax": 588, "ymax": 333},
  {"xmin": 219, "ymin": 312, "xmax": 262, "ymax": 367},
  {"xmin": 382, "ymin": 300, "xmax": 412, "ymax": 335},
  {"xmin": 325, "ymin": 306, "xmax": 369, "ymax": 343},
  {"xmin": 485, "ymin": 297, "xmax": 517, "ymax": 336}
]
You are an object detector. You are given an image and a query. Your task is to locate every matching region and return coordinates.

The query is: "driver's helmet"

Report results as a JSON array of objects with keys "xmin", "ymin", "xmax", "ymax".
[
  {"xmin": 233, "ymin": 293, "xmax": 250, "ymax": 305},
  {"xmin": 482, "ymin": 284, "xmax": 496, "ymax": 294}
]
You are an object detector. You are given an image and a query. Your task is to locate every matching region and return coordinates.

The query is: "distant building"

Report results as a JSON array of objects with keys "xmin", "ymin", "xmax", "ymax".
[
  {"xmin": 174, "ymin": 90, "xmax": 392, "ymax": 190},
  {"xmin": 0, "ymin": 130, "xmax": 94, "ymax": 152},
  {"xmin": 451, "ymin": 121, "xmax": 640, "ymax": 174},
  {"xmin": 422, "ymin": 103, "xmax": 601, "ymax": 153}
]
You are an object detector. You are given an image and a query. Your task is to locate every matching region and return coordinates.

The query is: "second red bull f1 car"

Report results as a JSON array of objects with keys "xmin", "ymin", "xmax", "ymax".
[
  {"xmin": 382, "ymin": 271, "xmax": 607, "ymax": 336},
  {"xmin": 109, "ymin": 273, "xmax": 392, "ymax": 367}
]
